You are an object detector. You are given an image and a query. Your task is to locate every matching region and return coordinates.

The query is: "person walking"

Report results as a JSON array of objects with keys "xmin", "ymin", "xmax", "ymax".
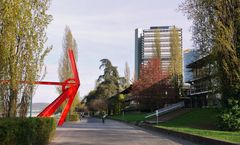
[{"xmin": 102, "ymin": 113, "xmax": 107, "ymax": 123}]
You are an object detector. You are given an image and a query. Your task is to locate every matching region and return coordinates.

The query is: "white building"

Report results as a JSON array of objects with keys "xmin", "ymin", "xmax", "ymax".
[{"xmin": 135, "ymin": 26, "xmax": 182, "ymax": 80}]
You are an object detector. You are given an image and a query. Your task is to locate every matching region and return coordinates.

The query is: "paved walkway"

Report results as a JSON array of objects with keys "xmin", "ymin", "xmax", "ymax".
[{"xmin": 50, "ymin": 117, "xmax": 197, "ymax": 145}]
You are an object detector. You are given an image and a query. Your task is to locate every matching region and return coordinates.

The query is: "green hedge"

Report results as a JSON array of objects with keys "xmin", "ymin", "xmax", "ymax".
[{"xmin": 0, "ymin": 117, "xmax": 56, "ymax": 145}]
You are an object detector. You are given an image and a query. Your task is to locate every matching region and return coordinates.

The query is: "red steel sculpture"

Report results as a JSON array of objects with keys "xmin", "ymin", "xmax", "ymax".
[{"xmin": 1, "ymin": 49, "xmax": 80, "ymax": 126}]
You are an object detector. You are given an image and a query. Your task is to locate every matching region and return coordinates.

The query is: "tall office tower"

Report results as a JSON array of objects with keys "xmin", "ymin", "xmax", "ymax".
[{"xmin": 135, "ymin": 26, "xmax": 182, "ymax": 80}]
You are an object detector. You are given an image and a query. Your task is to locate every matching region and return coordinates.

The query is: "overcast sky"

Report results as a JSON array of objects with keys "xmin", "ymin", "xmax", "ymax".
[{"xmin": 33, "ymin": 0, "xmax": 193, "ymax": 103}]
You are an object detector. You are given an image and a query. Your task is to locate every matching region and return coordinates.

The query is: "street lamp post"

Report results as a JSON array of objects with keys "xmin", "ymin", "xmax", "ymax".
[{"xmin": 30, "ymin": 95, "xmax": 32, "ymax": 117}]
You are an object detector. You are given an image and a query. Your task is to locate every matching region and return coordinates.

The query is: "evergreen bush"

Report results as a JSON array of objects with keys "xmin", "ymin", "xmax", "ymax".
[
  {"xmin": 218, "ymin": 99, "xmax": 240, "ymax": 131},
  {"xmin": 0, "ymin": 117, "xmax": 56, "ymax": 145}
]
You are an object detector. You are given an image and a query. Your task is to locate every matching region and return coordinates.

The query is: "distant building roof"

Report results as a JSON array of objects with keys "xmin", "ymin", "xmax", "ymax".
[
  {"xmin": 119, "ymin": 85, "xmax": 132, "ymax": 94},
  {"xmin": 150, "ymin": 26, "xmax": 170, "ymax": 29},
  {"xmin": 107, "ymin": 85, "xmax": 133, "ymax": 101},
  {"xmin": 186, "ymin": 54, "xmax": 211, "ymax": 68}
]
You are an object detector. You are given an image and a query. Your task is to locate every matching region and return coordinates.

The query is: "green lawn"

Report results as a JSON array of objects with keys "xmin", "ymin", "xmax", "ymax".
[
  {"xmin": 109, "ymin": 112, "xmax": 149, "ymax": 123},
  {"xmin": 109, "ymin": 109, "xmax": 240, "ymax": 143},
  {"xmin": 158, "ymin": 108, "xmax": 218, "ymax": 129},
  {"xmin": 156, "ymin": 108, "xmax": 240, "ymax": 144}
]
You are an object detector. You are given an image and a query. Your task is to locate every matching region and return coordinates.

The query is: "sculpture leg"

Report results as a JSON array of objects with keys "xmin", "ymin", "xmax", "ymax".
[
  {"xmin": 58, "ymin": 86, "xmax": 78, "ymax": 126},
  {"xmin": 38, "ymin": 88, "xmax": 73, "ymax": 117}
]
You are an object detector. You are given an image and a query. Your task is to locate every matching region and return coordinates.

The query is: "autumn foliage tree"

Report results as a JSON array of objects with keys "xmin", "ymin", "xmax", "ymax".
[
  {"xmin": 133, "ymin": 58, "xmax": 165, "ymax": 92},
  {"xmin": 132, "ymin": 58, "xmax": 173, "ymax": 111}
]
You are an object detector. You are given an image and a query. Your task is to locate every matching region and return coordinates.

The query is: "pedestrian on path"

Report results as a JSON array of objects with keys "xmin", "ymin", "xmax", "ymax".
[{"xmin": 102, "ymin": 113, "xmax": 107, "ymax": 123}]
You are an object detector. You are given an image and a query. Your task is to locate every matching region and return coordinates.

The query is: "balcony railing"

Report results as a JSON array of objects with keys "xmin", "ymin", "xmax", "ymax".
[{"xmin": 145, "ymin": 101, "xmax": 185, "ymax": 118}]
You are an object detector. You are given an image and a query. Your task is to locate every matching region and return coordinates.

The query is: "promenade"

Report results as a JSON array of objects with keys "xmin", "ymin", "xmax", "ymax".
[{"xmin": 50, "ymin": 117, "xmax": 197, "ymax": 145}]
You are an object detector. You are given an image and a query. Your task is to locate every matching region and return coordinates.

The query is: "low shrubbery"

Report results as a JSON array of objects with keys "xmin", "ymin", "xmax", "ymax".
[
  {"xmin": 218, "ymin": 99, "xmax": 240, "ymax": 131},
  {"xmin": 68, "ymin": 113, "xmax": 79, "ymax": 121},
  {"xmin": 0, "ymin": 117, "xmax": 56, "ymax": 145}
]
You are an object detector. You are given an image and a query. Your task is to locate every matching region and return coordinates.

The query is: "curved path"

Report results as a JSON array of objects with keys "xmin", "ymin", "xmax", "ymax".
[{"xmin": 50, "ymin": 117, "xmax": 197, "ymax": 145}]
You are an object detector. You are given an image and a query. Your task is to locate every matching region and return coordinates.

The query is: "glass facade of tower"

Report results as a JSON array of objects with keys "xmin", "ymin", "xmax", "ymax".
[
  {"xmin": 135, "ymin": 26, "xmax": 182, "ymax": 80},
  {"xmin": 183, "ymin": 49, "xmax": 198, "ymax": 82}
]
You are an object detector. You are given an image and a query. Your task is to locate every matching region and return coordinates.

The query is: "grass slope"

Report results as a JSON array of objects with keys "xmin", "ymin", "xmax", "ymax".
[
  {"xmin": 157, "ymin": 108, "xmax": 240, "ymax": 144},
  {"xmin": 110, "ymin": 112, "xmax": 149, "ymax": 123}
]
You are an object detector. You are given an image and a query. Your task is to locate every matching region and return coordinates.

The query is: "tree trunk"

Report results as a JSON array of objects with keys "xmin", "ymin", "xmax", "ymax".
[{"xmin": 8, "ymin": 89, "xmax": 18, "ymax": 117}]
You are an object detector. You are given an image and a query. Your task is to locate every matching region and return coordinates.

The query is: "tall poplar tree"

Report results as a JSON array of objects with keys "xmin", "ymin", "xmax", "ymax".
[
  {"xmin": 58, "ymin": 26, "xmax": 79, "ymax": 114},
  {"xmin": 153, "ymin": 29, "xmax": 161, "ymax": 59},
  {"xmin": 124, "ymin": 62, "xmax": 130, "ymax": 86},
  {"xmin": 0, "ymin": 0, "xmax": 52, "ymax": 117},
  {"xmin": 169, "ymin": 26, "xmax": 183, "ymax": 95},
  {"xmin": 213, "ymin": 1, "xmax": 240, "ymax": 104}
]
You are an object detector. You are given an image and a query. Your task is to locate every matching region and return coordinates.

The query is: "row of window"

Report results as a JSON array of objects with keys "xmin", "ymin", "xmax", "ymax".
[
  {"xmin": 192, "ymin": 65, "xmax": 211, "ymax": 78},
  {"xmin": 143, "ymin": 49, "xmax": 171, "ymax": 53},
  {"xmin": 143, "ymin": 33, "xmax": 182, "ymax": 38},
  {"xmin": 143, "ymin": 29, "xmax": 182, "ymax": 33}
]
